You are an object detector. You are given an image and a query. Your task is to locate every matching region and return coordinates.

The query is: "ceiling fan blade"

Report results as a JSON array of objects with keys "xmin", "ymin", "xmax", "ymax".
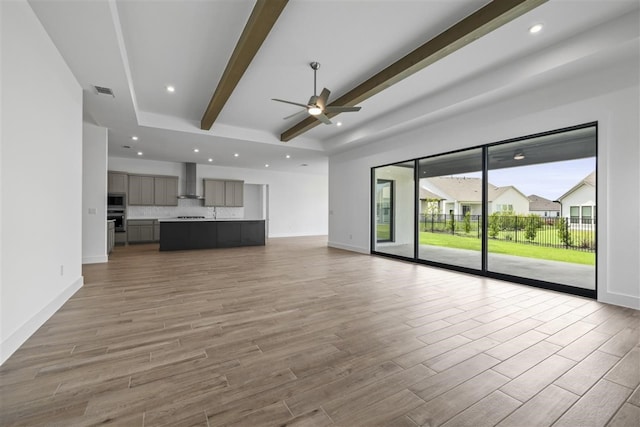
[
  {"xmin": 324, "ymin": 105, "xmax": 361, "ymax": 113},
  {"xmin": 315, "ymin": 113, "xmax": 332, "ymax": 125},
  {"xmin": 283, "ymin": 110, "xmax": 307, "ymax": 120},
  {"xmin": 317, "ymin": 88, "xmax": 330, "ymax": 109},
  {"xmin": 272, "ymin": 98, "xmax": 309, "ymax": 108}
]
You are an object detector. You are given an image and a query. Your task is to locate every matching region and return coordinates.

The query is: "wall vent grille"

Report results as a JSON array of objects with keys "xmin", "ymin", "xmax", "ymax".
[{"xmin": 94, "ymin": 85, "xmax": 114, "ymax": 97}]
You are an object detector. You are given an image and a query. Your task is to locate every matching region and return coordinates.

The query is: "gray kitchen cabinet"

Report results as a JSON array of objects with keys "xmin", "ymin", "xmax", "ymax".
[
  {"xmin": 203, "ymin": 179, "xmax": 226, "ymax": 206},
  {"xmin": 108, "ymin": 171, "xmax": 127, "ymax": 194},
  {"xmin": 115, "ymin": 231, "xmax": 127, "ymax": 245},
  {"xmin": 154, "ymin": 176, "xmax": 178, "ymax": 206},
  {"xmin": 127, "ymin": 220, "xmax": 156, "ymax": 243},
  {"xmin": 204, "ymin": 179, "xmax": 244, "ymax": 207},
  {"xmin": 107, "ymin": 220, "xmax": 115, "ymax": 254},
  {"xmin": 153, "ymin": 222, "xmax": 160, "ymax": 241},
  {"xmin": 225, "ymin": 180, "xmax": 244, "ymax": 207},
  {"xmin": 128, "ymin": 175, "xmax": 155, "ymax": 205}
]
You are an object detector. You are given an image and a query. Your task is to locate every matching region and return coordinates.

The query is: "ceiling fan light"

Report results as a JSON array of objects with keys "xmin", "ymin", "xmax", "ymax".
[{"xmin": 308, "ymin": 106, "xmax": 322, "ymax": 116}]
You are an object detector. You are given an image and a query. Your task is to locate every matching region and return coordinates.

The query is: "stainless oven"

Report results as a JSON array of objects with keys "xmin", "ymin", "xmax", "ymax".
[{"xmin": 107, "ymin": 211, "xmax": 126, "ymax": 232}]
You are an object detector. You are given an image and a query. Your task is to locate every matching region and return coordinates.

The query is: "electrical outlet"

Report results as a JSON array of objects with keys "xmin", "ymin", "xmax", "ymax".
[
  {"xmin": 60, "ymin": 265, "xmax": 64, "ymax": 276},
  {"xmin": 349, "ymin": 234, "xmax": 353, "ymax": 240},
  {"xmin": 88, "ymin": 208, "xmax": 97, "ymax": 215}
]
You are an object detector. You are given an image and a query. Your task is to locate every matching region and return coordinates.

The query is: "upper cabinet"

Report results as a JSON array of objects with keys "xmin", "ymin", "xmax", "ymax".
[
  {"xmin": 128, "ymin": 174, "xmax": 178, "ymax": 206},
  {"xmin": 108, "ymin": 171, "xmax": 127, "ymax": 194},
  {"xmin": 225, "ymin": 180, "xmax": 244, "ymax": 207},
  {"xmin": 204, "ymin": 179, "xmax": 225, "ymax": 207},
  {"xmin": 154, "ymin": 176, "xmax": 178, "ymax": 206},
  {"xmin": 204, "ymin": 179, "xmax": 244, "ymax": 207},
  {"xmin": 128, "ymin": 175, "xmax": 155, "ymax": 205}
]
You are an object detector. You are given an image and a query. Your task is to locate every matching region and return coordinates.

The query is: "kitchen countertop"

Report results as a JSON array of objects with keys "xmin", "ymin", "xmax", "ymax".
[{"xmin": 157, "ymin": 218, "xmax": 265, "ymax": 222}]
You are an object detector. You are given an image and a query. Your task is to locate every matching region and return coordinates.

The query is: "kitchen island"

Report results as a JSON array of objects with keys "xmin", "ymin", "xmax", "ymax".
[{"xmin": 159, "ymin": 218, "xmax": 265, "ymax": 251}]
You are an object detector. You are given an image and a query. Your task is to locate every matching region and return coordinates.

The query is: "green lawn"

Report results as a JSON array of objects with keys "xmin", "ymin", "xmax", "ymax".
[
  {"xmin": 377, "ymin": 224, "xmax": 390, "ymax": 241},
  {"xmin": 419, "ymin": 232, "xmax": 595, "ymax": 265}
]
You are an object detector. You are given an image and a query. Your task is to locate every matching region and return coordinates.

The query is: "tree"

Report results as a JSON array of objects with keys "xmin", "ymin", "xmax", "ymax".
[
  {"xmin": 524, "ymin": 214, "xmax": 539, "ymax": 242},
  {"xmin": 463, "ymin": 211, "xmax": 472, "ymax": 234},
  {"xmin": 489, "ymin": 212, "xmax": 501, "ymax": 238},
  {"xmin": 449, "ymin": 211, "xmax": 456, "ymax": 234},
  {"xmin": 556, "ymin": 217, "xmax": 573, "ymax": 247},
  {"xmin": 423, "ymin": 198, "xmax": 440, "ymax": 216}
]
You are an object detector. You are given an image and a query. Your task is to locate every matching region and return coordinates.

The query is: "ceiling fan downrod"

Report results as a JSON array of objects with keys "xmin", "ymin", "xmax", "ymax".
[{"xmin": 310, "ymin": 62, "xmax": 320, "ymax": 97}]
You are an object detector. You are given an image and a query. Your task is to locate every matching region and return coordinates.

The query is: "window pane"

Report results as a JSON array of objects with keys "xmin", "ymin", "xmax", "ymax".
[
  {"xmin": 373, "ymin": 162, "xmax": 415, "ymax": 258},
  {"xmin": 417, "ymin": 148, "xmax": 482, "ymax": 270},
  {"xmin": 487, "ymin": 126, "xmax": 596, "ymax": 290}
]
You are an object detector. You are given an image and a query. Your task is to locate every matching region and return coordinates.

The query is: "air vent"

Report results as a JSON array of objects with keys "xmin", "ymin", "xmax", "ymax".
[{"xmin": 94, "ymin": 85, "xmax": 114, "ymax": 97}]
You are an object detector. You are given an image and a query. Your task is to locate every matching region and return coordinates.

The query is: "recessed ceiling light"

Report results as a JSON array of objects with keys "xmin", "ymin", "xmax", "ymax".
[
  {"xmin": 265, "ymin": 164, "xmax": 270, "ymax": 168},
  {"xmin": 131, "ymin": 136, "xmax": 139, "ymax": 141},
  {"xmin": 208, "ymin": 158, "xmax": 213, "ymax": 162},
  {"xmin": 137, "ymin": 151, "xmax": 143, "ymax": 156},
  {"xmin": 193, "ymin": 148, "xmax": 199, "ymax": 153},
  {"xmin": 166, "ymin": 85, "xmax": 175, "ymax": 93},
  {"xmin": 285, "ymin": 154, "xmax": 291, "ymax": 159},
  {"xmin": 513, "ymin": 151, "xmax": 525, "ymax": 160},
  {"xmin": 234, "ymin": 153, "xmax": 239, "ymax": 157},
  {"xmin": 529, "ymin": 23, "xmax": 543, "ymax": 34},
  {"xmin": 336, "ymin": 122, "xmax": 343, "ymax": 127}
]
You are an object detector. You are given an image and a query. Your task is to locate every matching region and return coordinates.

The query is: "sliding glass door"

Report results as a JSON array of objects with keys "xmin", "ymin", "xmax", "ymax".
[
  {"xmin": 487, "ymin": 126, "xmax": 596, "ymax": 290},
  {"xmin": 371, "ymin": 123, "xmax": 597, "ymax": 297},
  {"xmin": 417, "ymin": 148, "xmax": 483, "ymax": 270}
]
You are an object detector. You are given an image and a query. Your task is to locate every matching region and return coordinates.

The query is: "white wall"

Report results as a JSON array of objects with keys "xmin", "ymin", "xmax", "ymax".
[
  {"xmin": 562, "ymin": 185, "xmax": 596, "ymax": 210},
  {"xmin": 329, "ymin": 58, "xmax": 639, "ymax": 309},
  {"xmin": 108, "ymin": 157, "xmax": 328, "ymax": 237},
  {"xmin": 82, "ymin": 123, "xmax": 108, "ymax": 263},
  {"xmin": 243, "ymin": 184, "xmax": 264, "ymax": 220},
  {"xmin": 1, "ymin": 0, "xmax": 83, "ymax": 364},
  {"xmin": 493, "ymin": 188, "xmax": 530, "ymax": 215}
]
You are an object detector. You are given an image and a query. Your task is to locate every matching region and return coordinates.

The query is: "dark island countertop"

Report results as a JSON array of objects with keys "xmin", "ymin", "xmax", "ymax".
[{"xmin": 159, "ymin": 219, "xmax": 265, "ymax": 251}]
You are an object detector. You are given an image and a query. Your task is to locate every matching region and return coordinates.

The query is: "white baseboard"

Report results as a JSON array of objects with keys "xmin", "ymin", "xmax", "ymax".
[
  {"xmin": 1, "ymin": 276, "xmax": 83, "ymax": 365},
  {"xmin": 328, "ymin": 241, "xmax": 370, "ymax": 254},
  {"xmin": 598, "ymin": 291, "xmax": 640, "ymax": 310},
  {"xmin": 82, "ymin": 255, "xmax": 108, "ymax": 264},
  {"xmin": 268, "ymin": 232, "xmax": 328, "ymax": 238}
]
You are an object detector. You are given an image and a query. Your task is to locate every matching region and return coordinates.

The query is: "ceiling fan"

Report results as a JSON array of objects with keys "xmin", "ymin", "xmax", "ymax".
[{"xmin": 272, "ymin": 62, "xmax": 361, "ymax": 124}]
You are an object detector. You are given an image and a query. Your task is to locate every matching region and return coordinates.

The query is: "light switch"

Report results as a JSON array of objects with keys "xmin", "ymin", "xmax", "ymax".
[{"xmin": 88, "ymin": 208, "xmax": 97, "ymax": 215}]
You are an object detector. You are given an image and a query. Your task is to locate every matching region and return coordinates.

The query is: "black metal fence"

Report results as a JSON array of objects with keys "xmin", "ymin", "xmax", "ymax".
[{"xmin": 419, "ymin": 213, "xmax": 595, "ymax": 252}]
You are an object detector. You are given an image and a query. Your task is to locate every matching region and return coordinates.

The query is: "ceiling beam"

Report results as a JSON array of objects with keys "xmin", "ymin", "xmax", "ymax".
[
  {"xmin": 281, "ymin": 0, "xmax": 547, "ymax": 142},
  {"xmin": 201, "ymin": 0, "xmax": 288, "ymax": 130}
]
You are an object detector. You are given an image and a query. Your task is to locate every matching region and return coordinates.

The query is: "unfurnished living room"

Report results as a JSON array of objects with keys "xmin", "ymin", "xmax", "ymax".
[{"xmin": 1, "ymin": 0, "xmax": 639, "ymax": 426}]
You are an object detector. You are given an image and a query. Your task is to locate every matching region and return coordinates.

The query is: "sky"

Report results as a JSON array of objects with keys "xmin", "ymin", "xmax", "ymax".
[{"xmin": 459, "ymin": 157, "xmax": 596, "ymax": 201}]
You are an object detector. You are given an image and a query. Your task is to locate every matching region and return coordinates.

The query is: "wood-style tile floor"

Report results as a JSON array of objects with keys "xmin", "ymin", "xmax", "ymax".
[{"xmin": 1, "ymin": 236, "xmax": 639, "ymax": 426}]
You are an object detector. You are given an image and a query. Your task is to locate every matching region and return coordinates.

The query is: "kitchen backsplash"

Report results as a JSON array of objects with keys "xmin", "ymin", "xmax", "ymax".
[{"xmin": 127, "ymin": 199, "xmax": 244, "ymax": 219}]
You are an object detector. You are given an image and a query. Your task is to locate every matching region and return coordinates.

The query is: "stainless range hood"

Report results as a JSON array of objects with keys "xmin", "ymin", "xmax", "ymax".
[{"xmin": 178, "ymin": 162, "xmax": 202, "ymax": 199}]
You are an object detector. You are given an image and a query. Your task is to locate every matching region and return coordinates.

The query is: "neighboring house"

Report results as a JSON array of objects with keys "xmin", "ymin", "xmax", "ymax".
[
  {"xmin": 419, "ymin": 177, "xmax": 530, "ymax": 216},
  {"xmin": 557, "ymin": 171, "xmax": 596, "ymax": 225},
  {"xmin": 528, "ymin": 194, "xmax": 561, "ymax": 217}
]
